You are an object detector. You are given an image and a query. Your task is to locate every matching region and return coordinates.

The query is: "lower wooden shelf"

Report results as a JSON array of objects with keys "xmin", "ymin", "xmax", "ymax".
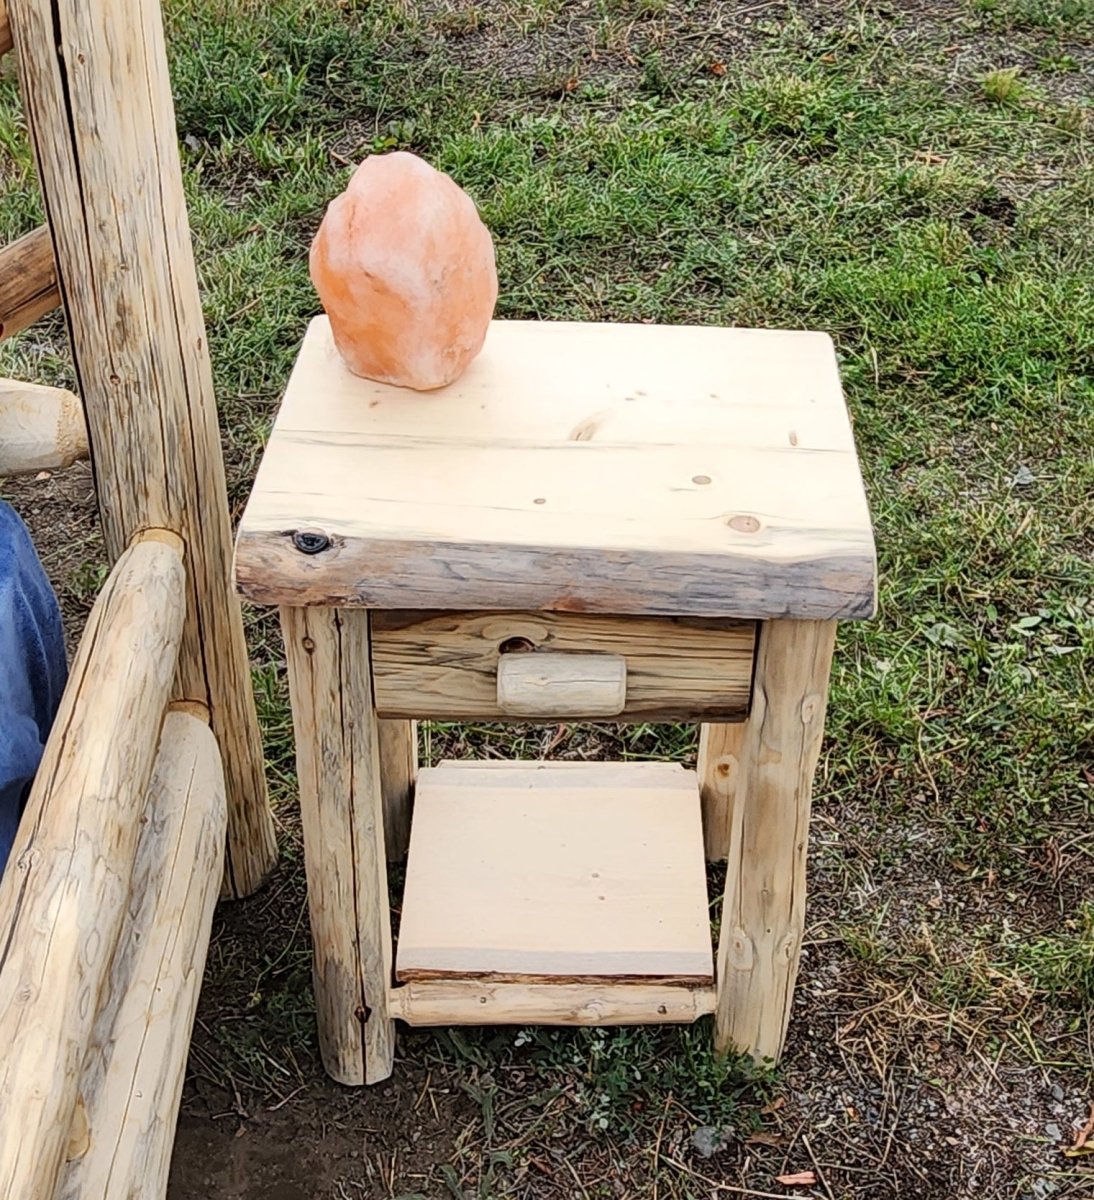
[{"xmin": 394, "ymin": 759, "xmax": 714, "ymax": 1026}]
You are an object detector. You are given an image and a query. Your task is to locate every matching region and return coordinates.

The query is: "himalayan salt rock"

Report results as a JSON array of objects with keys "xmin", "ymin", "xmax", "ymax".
[{"xmin": 309, "ymin": 151, "xmax": 498, "ymax": 391}]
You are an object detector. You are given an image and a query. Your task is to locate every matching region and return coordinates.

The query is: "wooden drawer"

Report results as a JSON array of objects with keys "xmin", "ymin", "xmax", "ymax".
[{"xmin": 370, "ymin": 610, "xmax": 755, "ymax": 722}]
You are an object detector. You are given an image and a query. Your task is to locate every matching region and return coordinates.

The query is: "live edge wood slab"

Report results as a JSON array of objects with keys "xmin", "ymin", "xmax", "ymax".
[
  {"xmin": 235, "ymin": 317, "xmax": 876, "ymax": 622},
  {"xmin": 234, "ymin": 316, "xmax": 878, "ymax": 1086}
]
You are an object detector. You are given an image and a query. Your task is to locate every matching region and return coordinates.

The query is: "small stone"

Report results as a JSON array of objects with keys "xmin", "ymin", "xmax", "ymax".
[
  {"xmin": 310, "ymin": 151, "xmax": 498, "ymax": 391},
  {"xmin": 691, "ymin": 1125, "xmax": 730, "ymax": 1158},
  {"xmin": 1011, "ymin": 464, "xmax": 1036, "ymax": 487},
  {"xmin": 1050, "ymin": 1083, "xmax": 1065, "ymax": 1101},
  {"xmin": 1044, "ymin": 1122, "xmax": 1063, "ymax": 1142}
]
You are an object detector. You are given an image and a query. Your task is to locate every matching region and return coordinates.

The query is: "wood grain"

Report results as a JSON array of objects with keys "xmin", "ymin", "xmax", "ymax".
[
  {"xmin": 698, "ymin": 723, "xmax": 746, "ymax": 862},
  {"xmin": 281, "ymin": 607, "xmax": 395, "ymax": 1085},
  {"xmin": 0, "ymin": 224, "xmax": 59, "ymax": 340},
  {"xmin": 396, "ymin": 761, "xmax": 714, "ymax": 984},
  {"xmin": 378, "ymin": 719, "xmax": 417, "ymax": 862},
  {"xmin": 0, "ymin": 377, "xmax": 88, "ymax": 476},
  {"xmin": 715, "ymin": 619, "xmax": 836, "ymax": 1063},
  {"xmin": 0, "ymin": 1, "xmax": 12, "ymax": 58},
  {"xmin": 0, "ymin": 537, "xmax": 185, "ymax": 1199},
  {"xmin": 9, "ymin": 0, "xmax": 275, "ymax": 897},
  {"xmin": 235, "ymin": 317, "xmax": 876, "ymax": 621},
  {"xmin": 497, "ymin": 652, "xmax": 627, "ymax": 717},
  {"xmin": 57, "ymin": 712, "xmax": 226, "ymax": 1200},
  {"xmin": 371, "ymin": 609, "xmax": 755, "ymax": 721},
  {"xmin": 390, "ymin": 980, "xmax": 716, "ymax": 1026}
]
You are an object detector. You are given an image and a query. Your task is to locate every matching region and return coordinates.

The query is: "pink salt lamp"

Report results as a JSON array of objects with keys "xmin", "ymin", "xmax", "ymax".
[{"xmin": 309, "ymin": 151, "xmax": 498, "ymax": 391}]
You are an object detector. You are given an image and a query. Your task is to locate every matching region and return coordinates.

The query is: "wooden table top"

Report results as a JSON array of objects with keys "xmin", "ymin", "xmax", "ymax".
[{"xmin": 234, "ymin": 317, "xmax": 876, "ymax": 620}]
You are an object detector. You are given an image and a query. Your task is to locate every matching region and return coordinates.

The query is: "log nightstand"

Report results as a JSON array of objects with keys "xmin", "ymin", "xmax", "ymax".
[{"xmin": 234, "ymin": 316, "xmax": 877, "ymax": 1086}]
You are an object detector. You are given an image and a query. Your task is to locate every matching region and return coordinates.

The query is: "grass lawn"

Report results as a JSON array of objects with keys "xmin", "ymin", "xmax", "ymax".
[{"xmin": 1, "ymin": 1, "xmax": 1093, "ymax": 1196}]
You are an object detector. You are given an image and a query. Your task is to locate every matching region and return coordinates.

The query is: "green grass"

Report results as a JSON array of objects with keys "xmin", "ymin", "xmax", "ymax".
[{"xmin": 2, "ymin": 0, "xmax": 1093, "ymax": 1193}]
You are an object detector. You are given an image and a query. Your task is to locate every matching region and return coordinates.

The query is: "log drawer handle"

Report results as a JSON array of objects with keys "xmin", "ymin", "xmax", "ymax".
[{"xmin": 496, "ymin": 652, "xmax": 627, "ymax": 718}]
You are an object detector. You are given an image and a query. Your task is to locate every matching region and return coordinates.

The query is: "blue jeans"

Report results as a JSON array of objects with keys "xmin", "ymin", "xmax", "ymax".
[{"xmin": 0, "ymin": 500, "xmax": 67, "ymax": 876}]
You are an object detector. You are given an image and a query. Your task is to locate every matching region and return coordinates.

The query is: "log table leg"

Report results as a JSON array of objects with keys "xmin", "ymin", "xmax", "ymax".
[
  {"xmin": 378, "ymin": 719, "xmax": 417, "ymax": 861},
  {"xmin": 698, "ymin": 722, "xmax": 746, "ymax": 862},
  {"xmin": 714, "ymin": 619, "xmax": 836, "ymax": 1063},
  {"xmin": 281, "ymin": 607, "xmax": 395, "ymax": 1085}
]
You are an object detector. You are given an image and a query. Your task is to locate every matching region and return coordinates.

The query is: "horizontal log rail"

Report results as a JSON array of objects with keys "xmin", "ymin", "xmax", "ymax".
[
  {"xmin": 0, "ymin": 224, "xmax": 61, "ymax": 341},
  {"xmin": 0, "ymin": 534, "xmax": 187, "ymax": 1200},
  {"xmin": 0, "ymin": 378, "xmax": 89, "ymax": 476}
]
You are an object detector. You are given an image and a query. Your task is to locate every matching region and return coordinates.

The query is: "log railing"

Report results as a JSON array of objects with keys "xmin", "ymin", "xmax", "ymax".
[
  {"xmin": 0, "ymin": 377, "xmax": 89, "ymax": 475},
  {"xmin": 0, "ymin": 0, "xmax": 12, "ymax": 58},
  {"xmin": 0, "ymin": 534, "xmax": 225, "ymax": 1199},
  {"xmin": 0, "ymin": 224, "xmax": 61, "ymax": 341}
]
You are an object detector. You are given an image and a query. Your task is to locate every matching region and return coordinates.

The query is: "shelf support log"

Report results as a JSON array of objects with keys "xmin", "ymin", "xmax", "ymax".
[
  {"xmin": 698, "ymin": 722, "xmax": 745, "ymax": 863},
  {"xmin": 378, "ymin": 719, "xmax": 417, "ymax": 862}
]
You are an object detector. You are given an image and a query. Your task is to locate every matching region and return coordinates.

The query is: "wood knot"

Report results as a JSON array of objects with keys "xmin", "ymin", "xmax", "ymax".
[
  {"xmin": 293, "ymin": 529, "xmax": 330, "ymax": 555},
  {"xmin": 726, "ymin": 514, "xmax": 761, "ymax": 534},
  {"xmin": 800, "ymin": 693, "xmax": 821, "ymax": 724}
]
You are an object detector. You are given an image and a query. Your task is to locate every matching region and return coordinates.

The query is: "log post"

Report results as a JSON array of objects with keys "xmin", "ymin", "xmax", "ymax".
[
  {"xmin": 0, "ymin": 536, "xmax": 186, "ymax": 1200},
  {"xmin": 697, "ymin": 722, "xmax": 745, "ymax": 862},
  {"xmin": 0, "ymin": 225, "xmax": 60, "ymax": 341},
  {"xmin": 281, "ymin": 607, "xmax": 395, "ymax": 1085},
  {"xmin": 57, "ymin": 711, "xmax": 227, "ymax": 1200},
  {"xmin": 715, "ymin": 619, "xmax": 836, "ymax": 1063},
  {"xmin": 0, "ymin": 378, "xmax": 88, "ymax": 475},
  {"xmin": 378, "ymin": 719, "xmax": 417, "ymax": 861},
  {"xmin": 8, "ymin": 0, "xmax": 277, "ymax": 897}
]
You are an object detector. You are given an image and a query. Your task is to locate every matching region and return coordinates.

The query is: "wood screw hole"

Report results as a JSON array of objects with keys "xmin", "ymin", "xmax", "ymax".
[{"xmin": 293, "ymin": 529, "xmax": 330, "ymax": 554}]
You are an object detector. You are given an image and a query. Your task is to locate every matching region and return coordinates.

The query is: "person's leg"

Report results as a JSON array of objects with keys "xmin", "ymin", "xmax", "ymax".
[{"xmin": 0, "ymin": 500, "xmax": 67, "ymax": 875}]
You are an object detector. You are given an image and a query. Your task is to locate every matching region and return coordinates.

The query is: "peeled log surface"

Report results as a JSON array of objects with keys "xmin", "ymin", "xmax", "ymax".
[
  {"xmin": 390, "ymin": 981, "xmax": 716, "ymax": 1026},
  {"xmin": 57, "ymin": 711, "xmax": 227, "ymax": 1200},
  {"xmin": 0, "ymin": 378, "xmax": 89, "ymax": 476},
  {"xmin": 715, "ymin": 619, "xmax": 836, "ymax": 1063},
  {"xmin": 9, "ymin": 0, "xmax": 276, "ymax": 897},
  {"xmin": 0, "ymin": 537, "xmax": 186, "ymax": 1200},
  {"xmin": 378, "ymin": 719, "xmax": 417, "ymax": 862},
  {"xmin": 0, "ymin": 1, "xmax": 12, "ymax": 58},
  {"xmin": 0, "ymin": 224, "xmax": 60, "ymax": 341},
  {"xmin": 698, "ymin": 722, "xmax": 746, "ymax": 862}
]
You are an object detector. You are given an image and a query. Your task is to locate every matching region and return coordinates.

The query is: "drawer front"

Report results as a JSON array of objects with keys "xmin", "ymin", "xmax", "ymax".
[{"xmin": 370, "ymin": 610, "xmax": 755, "ymax": 722}]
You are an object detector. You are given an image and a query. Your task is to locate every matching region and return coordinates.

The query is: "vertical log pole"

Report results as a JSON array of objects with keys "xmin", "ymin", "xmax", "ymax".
[
  {"xmin": 378, "ymin": 719, "xmax": 417, "ymax": 861},
  {"xmin": 697, "ymin": 722, "xmax": 745, "ymax": 862},
  {"xmin": 0, "ymin": 1, "xmax": 12, "ymax": 59},
  {"xmin": 715, "ymin": 619, "xmax": 836, "ymax": 1063},
  {"xmin": 8, "ymin": 0, "xmax": 276, "ymax": 896},
  {"xmin": 281, "ymin": 607, "xmax": 396, "ymax": 1085}
]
